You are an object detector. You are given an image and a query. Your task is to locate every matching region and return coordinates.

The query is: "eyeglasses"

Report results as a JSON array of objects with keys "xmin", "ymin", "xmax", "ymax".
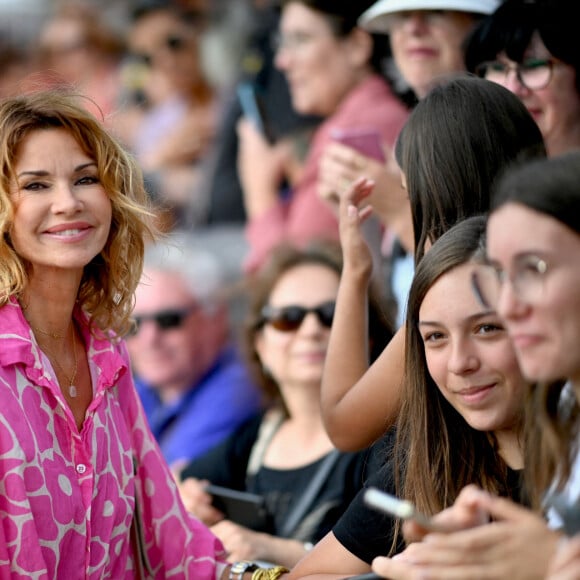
[
  {"xmin": 271, "ymin": 30, "xmax": 328, "ymax": 54},
  {"xmin": 386, "ymin": 10, "xmax": 452, "ymax": 30},
  {"xmin": 475, "ymin": 58, "xmax": 556, "ymax": 90},
  {"xmin": 129, "ymin": 305, "xmax": 198, "ymax": 336},
  {"xmin": 131, "ymin": 34, "xmax": 187, "ymax": 67},
  {"xmin": 471, "ymin": 256, "xmax": 549, "ymax": 310},
  {"xmin": 259, "ymin": 301, "xmax": 336, "ymax": 332}
]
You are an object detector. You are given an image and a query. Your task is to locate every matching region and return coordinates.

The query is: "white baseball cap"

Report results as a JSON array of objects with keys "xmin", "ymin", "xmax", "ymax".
[{"xmin": 360, "ymin": 0, "xmax": 500, "ymax": 32}]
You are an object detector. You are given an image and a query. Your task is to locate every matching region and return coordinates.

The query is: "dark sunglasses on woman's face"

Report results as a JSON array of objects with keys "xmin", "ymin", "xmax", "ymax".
[
  {"xmin": 129, "ymin": 305, "xmax": 198, "ymax": 336},
  {"xmin": 260, "ymin": 301, "xmax": 336, "ymax": 332},
  {"xmin": 131, "ymin": 34, "xmax": 187, "ymax": 67}
]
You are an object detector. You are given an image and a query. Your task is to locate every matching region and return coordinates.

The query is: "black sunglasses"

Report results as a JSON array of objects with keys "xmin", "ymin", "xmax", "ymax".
[
  {"xmin": 260, "ymin": 301, "xmax": 336, "ymax": 332},
  {"xmin": 129, "ymin": 305, "xmax": 198, "ymax": 336},
  {"xmin": 132, "ymin": 35, "xmax": 187, "ymax": 67}
]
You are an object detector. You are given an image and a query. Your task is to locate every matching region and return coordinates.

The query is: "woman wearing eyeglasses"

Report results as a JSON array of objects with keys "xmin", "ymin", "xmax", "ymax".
[
  {"xmin": 316, "ymin": 0, "xmax": 500, "ymax": 235},
  {"xmin": 177, "ymin": 242, "xmax": 393, "ymax": 569},
  {"xmin": 360, "ymin": 0, "xmax": 499, "ymax": 99},
  {"xmin": 485, "ymin": 151, "xmax": 580, "ymax": 526},
  {"xmin": 239, "ymin": 0, "xmax": 410, "ymax": 272},
  {"xmin": 465, "ymin": 0, "xmax": 580, "ymax": 157},
  {"xmin": 372, "ymin": 152, "xmax": 580, "ymax": 580}
]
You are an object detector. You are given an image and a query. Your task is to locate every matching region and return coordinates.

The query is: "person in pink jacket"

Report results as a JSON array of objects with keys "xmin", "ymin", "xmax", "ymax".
[
  {"xmin": 0, "ymin": 89, "xmax": 276, "ymax": 579},
  {"xmin": 238, "ymin": 0, "xmax": 410, "ymax": 272}
]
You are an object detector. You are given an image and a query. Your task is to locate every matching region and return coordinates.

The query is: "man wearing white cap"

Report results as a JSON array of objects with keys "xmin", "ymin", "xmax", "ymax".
[{"xmin": 359, "ymin": 0, "xmax": 500, "ymax": 98}]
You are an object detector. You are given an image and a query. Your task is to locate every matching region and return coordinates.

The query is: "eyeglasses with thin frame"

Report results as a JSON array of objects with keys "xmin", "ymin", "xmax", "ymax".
[
  {"xmin": 259, "ymin": 301, "xmax": 336, "ymax": 332},
  {"xmin": 471, "ymin": 255, "xmax": 549, "ymax": 310},
  {"xmin": 475, "ymin": 58, "xmax": 557, "ymax": 90},
  {"xmin": 386, "ymin": 10, "xmax": 452, "ymax": 30},
  {"xmin": 271, "ymin": 30, "xmax": 333, "ymax": 55},
  {"xmin": 129, "ymin": 305, "xmax": 198, "ymax": 336}
]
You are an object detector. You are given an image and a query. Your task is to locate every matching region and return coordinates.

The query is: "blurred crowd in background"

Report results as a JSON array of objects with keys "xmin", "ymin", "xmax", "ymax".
[{"xmin": 0, "ymin": 0, "xmax": 287, "ymax": 231}]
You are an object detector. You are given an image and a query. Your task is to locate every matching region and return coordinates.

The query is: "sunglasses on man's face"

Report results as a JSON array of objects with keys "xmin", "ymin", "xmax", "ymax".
[
  {"xmin": 129, "ymin": 305, "xmax": 198, "ymax": 336},
  {"xmin": 260, "ymin": 301, "xmax": 336, "ymax": 332}
]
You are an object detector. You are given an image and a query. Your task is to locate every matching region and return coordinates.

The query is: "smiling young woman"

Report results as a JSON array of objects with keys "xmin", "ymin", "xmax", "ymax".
[{"xmin": 287, "ymin": 215, "xmax": 528, "ymax": 579}]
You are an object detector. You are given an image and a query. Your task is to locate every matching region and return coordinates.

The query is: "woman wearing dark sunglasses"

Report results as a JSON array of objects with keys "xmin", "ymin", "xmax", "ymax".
[
  {"xmin": 115, "ymin": 1, "xmax": 217, "ymax": 226},
  {"xmin": 465, "ymin": 0, "xmax": 580, "ymax": 157},
  {"xmin": 177, "ymin": 242, "xmax": 393, "ymax": 569}
]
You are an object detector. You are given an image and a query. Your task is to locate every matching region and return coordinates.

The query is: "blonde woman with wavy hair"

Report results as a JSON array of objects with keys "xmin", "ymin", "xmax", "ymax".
[
  {"xmin": 0, "ymin": 90, "xmax": 154, "ymax": 336},
  {"xmin": 0, "ymin": 89, "xmax": 243, "ymax": 578}
]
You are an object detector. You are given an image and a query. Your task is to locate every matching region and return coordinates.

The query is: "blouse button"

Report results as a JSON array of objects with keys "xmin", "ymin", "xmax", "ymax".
[{"xmin": 76, "ymin": 463, "xmax": 87, "ymax": 474}]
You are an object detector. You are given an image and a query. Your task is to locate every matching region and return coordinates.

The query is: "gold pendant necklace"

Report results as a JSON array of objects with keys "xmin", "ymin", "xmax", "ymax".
[{"xmin": 33, "ymin": 322, "xmax": 79, "ymax": 398}]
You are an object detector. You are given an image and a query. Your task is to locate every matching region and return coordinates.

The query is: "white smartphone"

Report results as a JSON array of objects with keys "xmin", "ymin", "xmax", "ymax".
[{"xmin": 364, "ymin": 487, "xmax": 436, "ymax": 530}]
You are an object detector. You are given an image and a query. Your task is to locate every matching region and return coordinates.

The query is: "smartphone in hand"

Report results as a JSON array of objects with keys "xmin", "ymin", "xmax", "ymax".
[
  {"xmin": 205, "ymin": 484, "xmax": 272, "ymax": 532},
  {"xmin": 237, "ymin": 82, "xmax": 275, "ymax": 144},
  {"xmin": 331, "ymin": 128, "xmax": 386, "ymax": 163},
  {"xmin": 364, "ymin": 487, "xmax": 436, "ymax": 530}
]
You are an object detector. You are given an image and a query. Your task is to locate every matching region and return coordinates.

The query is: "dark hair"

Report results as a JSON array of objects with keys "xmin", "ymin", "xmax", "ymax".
[
  {"xmin": 242, "ymin": 241, "xmax": 394, "ymax": 403},
  {"xmin": 491, "ymin": 150, "xmax": 580, "ymax": 235},
  {"xmin": 489, "ymin": 152, "xmax": 580, "ymax": 510},
  {"xmin": 279, "ymin": 0, "xmax": 393, "ymax": 76},
  {"xmin": 394, "ymin": 75, "xmax": 546, "ymax": 264},
  {"xmin": 131, "ymin": 0, "xmax": 205, "ymax": 25},
  {"xmin": 391, "ymin": 215, "xmax": 522, "ymax": 550},
  {"xmin": 465, "ymin": 0, "xmax": 580, "ymax": 93}
]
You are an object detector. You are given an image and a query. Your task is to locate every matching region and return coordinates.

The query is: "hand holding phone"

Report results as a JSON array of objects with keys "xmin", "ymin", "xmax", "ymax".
[
  {"xmin": 331, "ymin": 128, "xmax": 386, "ymax": 163},
  {"xmin": 205, "ymin": 484, "xmax": 272, "ymax": 532},
  {"xmin": 237, "ymin": 82, "xmax": 275, "ymax": 144},
  {"xmin": 364, "ymin": 487, "xmax": 437, "ymax": 531}
]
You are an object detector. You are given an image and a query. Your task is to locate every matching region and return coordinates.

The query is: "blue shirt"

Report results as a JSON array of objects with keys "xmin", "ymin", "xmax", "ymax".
[{"xmin": 135, "ymin": 344, "xmax": 263, "ymax": 466}]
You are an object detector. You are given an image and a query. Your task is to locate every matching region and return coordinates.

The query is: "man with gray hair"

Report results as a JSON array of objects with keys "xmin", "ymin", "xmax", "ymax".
[{"xmin": 127, "ymin": 232, "xmax": 262, "ymax": 466}]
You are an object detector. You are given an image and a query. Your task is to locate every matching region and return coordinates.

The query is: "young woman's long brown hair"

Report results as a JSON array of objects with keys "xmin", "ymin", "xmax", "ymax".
[{"xmin": 391, "ymin": 215, "xmax": 524, "ymax": 550}]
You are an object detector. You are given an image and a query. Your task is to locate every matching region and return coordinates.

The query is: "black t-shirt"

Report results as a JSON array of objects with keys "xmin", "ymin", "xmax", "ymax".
[
  {"xmin": 181, "ymin": 413, "xmax": 379, "ymax": 543},
  {"xmin": 333, "ymin": 460, "xmax": 524, "ymax": 565}
]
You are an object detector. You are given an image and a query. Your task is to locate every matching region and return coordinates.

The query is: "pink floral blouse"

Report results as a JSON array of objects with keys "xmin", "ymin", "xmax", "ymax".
[{"xmin": 0, "ymin": 299, "xmax": 227, "ymax": 579}]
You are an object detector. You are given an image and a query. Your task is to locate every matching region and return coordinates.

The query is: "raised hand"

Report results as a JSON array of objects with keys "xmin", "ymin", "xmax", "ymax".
[
  {"xmin": 318, "ymin": 141, "xmax": 386, "ymax": 211},
  {"xmin": 338, "ymin": 176, "xmax": 376, "ymax": 281}
]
